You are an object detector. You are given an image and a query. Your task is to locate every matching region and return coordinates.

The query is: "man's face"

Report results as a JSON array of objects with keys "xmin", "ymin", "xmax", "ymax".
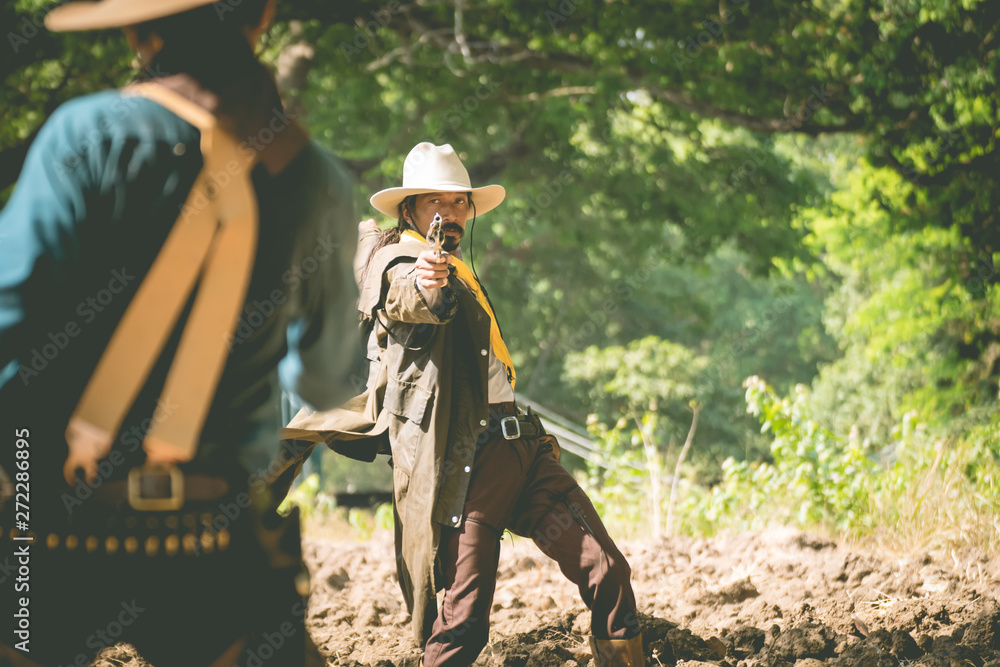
[{"xmin": 407, "ymin": 192, "xmax": 471, "ymax": 252}]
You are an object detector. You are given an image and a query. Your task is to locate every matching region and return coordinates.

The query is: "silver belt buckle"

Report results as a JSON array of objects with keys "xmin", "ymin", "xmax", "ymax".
[
  {"xmin": 128, "ymin": 464, "xmax": 184, "ymax": 511},
  {"xmin": 500, "ymin": 415, "xmax": 521, "ymax": 440}
]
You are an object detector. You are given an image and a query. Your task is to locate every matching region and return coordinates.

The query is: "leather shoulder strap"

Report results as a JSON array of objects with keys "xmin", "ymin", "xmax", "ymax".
[{"xmin": 64, "ymin": 84, "xmax": 260, "ymax": 482}]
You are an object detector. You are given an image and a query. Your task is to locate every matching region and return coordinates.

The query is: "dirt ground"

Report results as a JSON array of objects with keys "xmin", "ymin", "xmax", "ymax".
[{"xmin": 304, "ymin": 527, "xmax": 1000, "ymax": 666}]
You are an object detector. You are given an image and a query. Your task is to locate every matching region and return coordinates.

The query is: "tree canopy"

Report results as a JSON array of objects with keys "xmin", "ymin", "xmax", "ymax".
[{"xmin": 3, "ymin": 0, "xmax": 998, "ymax": 470}]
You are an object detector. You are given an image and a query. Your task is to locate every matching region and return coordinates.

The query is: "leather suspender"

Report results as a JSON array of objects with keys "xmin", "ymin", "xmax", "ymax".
[{"xmin": 63, "ymin": 83, "xmax": 259, "ymax": 488}]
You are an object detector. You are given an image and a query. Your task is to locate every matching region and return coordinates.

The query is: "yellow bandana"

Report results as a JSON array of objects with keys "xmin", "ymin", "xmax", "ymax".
[{"xmin": 402, "ymin": 229, "xmax": 515, "ymax": 388}]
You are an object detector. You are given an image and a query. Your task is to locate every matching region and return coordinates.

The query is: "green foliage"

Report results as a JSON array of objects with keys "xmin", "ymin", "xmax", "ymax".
[
  {"xmin": 708, "ymin": 376, "xmax": 882, "ymax": 533},
  {"xmin": 6, "ymin": 0, "xmax": 1000, "ymax": 546},
  {"xmin": 582, "ymin": 373, "xmax": 1000, "ymax": 550},
  {"xmin": 691, "ymin": 378, "xmax": 1000, "ymax": 549},
  {"xmin": 279, "ymin": 473, "xmax": 332, "ymax": 521},
  {"xmin": 374, "ymin": 502, "xmax": 394, "ymax": 532},
  {"xmin": 577, "ymin": 419, "xmax": 651, "ymax": 539},
  {"xmin": 803, "ymin": 155, "xmax": 999, "ymax": 446},
  {"xmin": 321, "ymin": 447, "xmax": 392, "ymax": 493}
]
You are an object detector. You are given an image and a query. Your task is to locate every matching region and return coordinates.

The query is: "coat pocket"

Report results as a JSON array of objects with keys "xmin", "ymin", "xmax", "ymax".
[{"xmin": 384, "ymin": 378, "xmax": 434, "ymax": 426}]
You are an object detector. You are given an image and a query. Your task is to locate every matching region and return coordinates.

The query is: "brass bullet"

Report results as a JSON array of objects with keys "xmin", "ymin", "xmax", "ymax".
[
  {"xmin": 145, "ymin": 535, "xmax": 160, "ymax": 557},
  {"xmin": 200, "ymin": 531, "xmax": 215, "ymax": 554}
]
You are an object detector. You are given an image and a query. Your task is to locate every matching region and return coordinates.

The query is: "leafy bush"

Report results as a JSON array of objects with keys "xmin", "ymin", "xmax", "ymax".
[{"xmin": 580, "ymin": 374, "xmax": 1000, "ymax": 551}]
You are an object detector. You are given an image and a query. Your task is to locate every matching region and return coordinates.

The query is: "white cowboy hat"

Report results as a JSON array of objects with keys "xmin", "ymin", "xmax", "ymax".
[
  {"xmin": 45, "ymin": 0, "xmax": 219, "ymax": 32},
  {"xmin": 370, "ymin": 142, "xmax": 506, "ymax": 218}
]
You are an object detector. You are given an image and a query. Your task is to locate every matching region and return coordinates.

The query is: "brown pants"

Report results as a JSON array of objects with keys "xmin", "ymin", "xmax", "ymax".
[{"xmin": 422, "ymin": 431, "xmax": 639, "ymax": 666}]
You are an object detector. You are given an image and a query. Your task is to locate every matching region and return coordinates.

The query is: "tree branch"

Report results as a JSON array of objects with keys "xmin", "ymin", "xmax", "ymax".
[
  {"xmin": 274, "ymin": 21, "xmax": 317, "ymax": 120},
  {"xmin": 645, "ymin": 85, "xmax": 865, "ymax": 136},
  {"xmin": 665, "ymin": 403, "xmax": 701, "ymax": 536}
]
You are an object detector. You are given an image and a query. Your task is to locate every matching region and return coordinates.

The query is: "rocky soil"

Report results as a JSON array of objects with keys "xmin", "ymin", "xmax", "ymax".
[{"xmin": 304, "ymin": 527, "xmax": 1000, "ymax": 666}]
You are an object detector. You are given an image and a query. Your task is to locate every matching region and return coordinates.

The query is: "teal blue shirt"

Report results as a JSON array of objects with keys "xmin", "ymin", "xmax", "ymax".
[{"xmin": 0, "ymin": 90, "xmax": 361, "ymax": 483}]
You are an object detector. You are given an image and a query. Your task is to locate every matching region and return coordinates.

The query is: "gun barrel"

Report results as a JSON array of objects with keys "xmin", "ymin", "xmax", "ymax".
[{"xmin": 429, "ymin": 213, "xmax": 444, "ymax": 258}]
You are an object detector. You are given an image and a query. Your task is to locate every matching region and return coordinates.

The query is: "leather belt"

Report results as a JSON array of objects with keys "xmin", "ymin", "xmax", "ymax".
[
  {"xmin": 94, "ymin": 471, "xmax": 230, "ymax": 511},
  {"xmin": 487, "ymin": 403, "xmax": 543, "ymax": 440}
]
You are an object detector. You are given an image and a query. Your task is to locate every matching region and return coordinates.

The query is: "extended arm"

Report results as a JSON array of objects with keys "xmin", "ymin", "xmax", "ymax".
[{"xmin": 384, "ymin": 250, "xmax": 459, "ymax": 325}]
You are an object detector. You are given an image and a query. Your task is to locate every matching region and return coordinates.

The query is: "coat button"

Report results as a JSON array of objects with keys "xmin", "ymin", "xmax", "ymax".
[
  {"xmin": 452, "ymin": 516, "xmax": 460, "ymax": 525},
  {"xmin": 172, "ymin": 143, "xmax": 186, "ymax": 156},
  {"xmin": 481, "ymin": 349, "xmax": 488, "ymax": 356},
  {"xmin": 480, "ymin": 419, "xmax": 487, "ymax": 426}
]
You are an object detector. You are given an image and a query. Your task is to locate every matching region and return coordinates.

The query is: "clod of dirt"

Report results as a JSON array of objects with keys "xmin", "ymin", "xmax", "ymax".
[
  {"xmin": 705, "ymin": 635, "xmax": 727, "ymax": 659},
  {"xmin": 888, "ymin": 629, "xmax": 922, "ymax": 659},
  {"xmin": 325, "ymin": 565, "xmax": 351, "ymax": 590},
  {"xmin": 666, "ymin": 627, "xmax": 716, "ymax": 662},
  {"xmin": 722, "ymin": 624, "xmax": 766, "ymax": 658},
  {"xmin": 963, "ymin": 600, "xmax": 1000, "ymax": 653},
  {"xmin": 525, "ymin": 642, "xmax": 573, "ymax": 667},
  {"xmin": 766, "ymin": 622, "xmax": 836, "ymax": 662},
  {"xmin": 639, "ymin": 614, "xmax": 680, "ymax": 644},
  {"xmin": 918, "ymin": 634, "xmax": 988, "ymax": 666},
  {"xmin": 702, "ymin": 577, "xmax": 760, "ymax": 604},
  {"xmin": 535, "ymin": 596, "xmax": 558, "ymax": 611},
  {"xmin": 359, "ymin": 601, "xmax": 383, "ymax": 627}
]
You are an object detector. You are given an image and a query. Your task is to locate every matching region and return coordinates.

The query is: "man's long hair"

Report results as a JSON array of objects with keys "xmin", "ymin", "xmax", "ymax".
[{"xmin": 360, "ymin": 195, "xmax": 417, "ymax": 286}]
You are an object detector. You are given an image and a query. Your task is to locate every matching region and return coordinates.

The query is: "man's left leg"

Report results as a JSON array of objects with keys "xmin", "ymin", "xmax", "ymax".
[{"xmin": 510, "ymin": 447, "xmax": 644, "ymax": 667}]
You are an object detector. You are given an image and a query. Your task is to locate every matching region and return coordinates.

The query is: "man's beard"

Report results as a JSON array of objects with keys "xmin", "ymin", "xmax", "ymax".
[{"xmin": 442, "ymin": 223, "xmax": 464, "ymax": 252}]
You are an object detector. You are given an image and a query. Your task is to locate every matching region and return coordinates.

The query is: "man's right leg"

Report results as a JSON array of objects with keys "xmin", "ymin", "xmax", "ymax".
[
  {"xmin": 421, "ymin": 519, "xmax": 502, "ymax": 666},
  {"xmin": 422, "ymin": 433, "xmax": 533, "ymax": 666}
]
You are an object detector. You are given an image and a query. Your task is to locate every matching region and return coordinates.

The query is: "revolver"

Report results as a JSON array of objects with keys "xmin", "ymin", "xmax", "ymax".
[{"xmin": 427, "ymin": 213, "xmax": 446, "ymax": 260}]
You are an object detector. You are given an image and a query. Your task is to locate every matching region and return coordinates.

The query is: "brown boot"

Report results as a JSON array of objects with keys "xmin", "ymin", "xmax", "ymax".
[{"xmin": 588, "ymin": 633, "xmax": 644, "ymax": 667}]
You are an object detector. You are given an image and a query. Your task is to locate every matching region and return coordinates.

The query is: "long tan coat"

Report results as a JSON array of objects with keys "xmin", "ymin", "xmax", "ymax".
[{"xmin": 284, "ymin": 238, "xmax": 492, "ymax": 644}]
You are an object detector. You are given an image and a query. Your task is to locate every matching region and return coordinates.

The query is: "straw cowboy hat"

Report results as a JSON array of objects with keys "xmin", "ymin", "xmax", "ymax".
[
  {"xmin": 45, "ymin": 0, "xmax": 221, "ymax": 31},
  {"xmin": 370, "ymin": 142, "xmax": 506, "ymax": 218}
]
